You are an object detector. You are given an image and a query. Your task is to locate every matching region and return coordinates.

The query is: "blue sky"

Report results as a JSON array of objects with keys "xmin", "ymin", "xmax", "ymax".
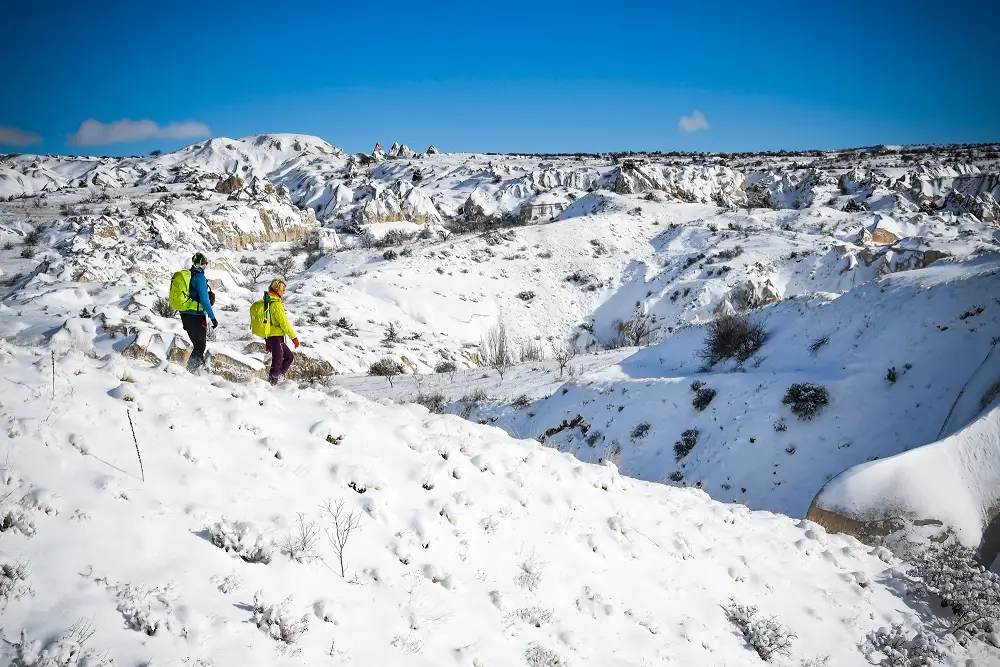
[{"xmin": 2, "ymin": 0, "xmax": 997, "ymax": 155}]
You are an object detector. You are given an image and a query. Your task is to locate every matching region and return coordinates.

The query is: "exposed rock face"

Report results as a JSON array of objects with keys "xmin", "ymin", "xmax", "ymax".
[
  {"xmin": 243, "ymin": 342, "xmax": 335, "ymax": 382},
  {"xmin": 731, "ymin": 278, "xmax": 781, "ymax": 310},
  {"xmin": 425, "ymin": 144, "xmax": 439, "ymax": 155},
  {"xmin": 372, "ymin": 142, "xmax": 385, "ymax": 162},
  {"xmin": 215, "ymin": 175, "xmax": 244, "ymax": 195},
  {"xmin": 606, "ymin": 163, "xmax": 747, "ymax": 207}
]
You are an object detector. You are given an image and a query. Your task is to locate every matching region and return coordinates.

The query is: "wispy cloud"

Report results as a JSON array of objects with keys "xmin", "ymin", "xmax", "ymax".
[
  {"xmin": 0, "ymin": 125, "xmax": 43, "ymax": 147},
  {"xmin": 678, "ymin": 110, "xmax": 710, "ymax": 133},
  {"xmin": 68, "ymin": 119, "xmax": 210, "ymax": 146}
]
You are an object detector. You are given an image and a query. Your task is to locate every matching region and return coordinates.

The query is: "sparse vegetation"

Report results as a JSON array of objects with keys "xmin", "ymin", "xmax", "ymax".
[
  {"xmin": 725, "ymin": 599, "xmax": 796, "ymax": 661},
  {"xmin": 612, "ymin": 310, "xmax": 654, "ymax": 348},
  {"xmin": 886, "ymin": 366, "xmax": 898, "ymax": 384},
  {"xmin": 808, "ymin": 335, "xmax": 829, "ymax": 355},
  {"xmin": 369, "ymin": 358, "xmax": 404, "ymax": 387},
  {"xmin": 691, "ymin": 381, "xmax": 717, "ymax": 411},
  {"xmin": 480, "ymin": 320, "xmax": 514, "ymax": 381},
  {"xmin": 674, "ymin": 428, "xmax": 699, "ymax": 461},
  {"xmin": 699, "ymin": 314, "xmax": 768, "ymax": 366},
  {"xmin": 630, "ymin": 422, "xmax": 650, "ymax": 440},
  {"xmin": 152, "ymin": 296, "xmax": 175, "ymax": 318},
  {"xmin": 519, "ymin": 339, "xmax": 545, "ymax": 362},
  {"xmin": 413, "ymin": 391, "xmax": 446, "ymax": 413},
  {"xmin": 553, "ymin": 341, "xmax": 578, "ymax": 378},
  {"xmin": 782, "ymin": 383, "xmax": 830, "ymax": 420}
]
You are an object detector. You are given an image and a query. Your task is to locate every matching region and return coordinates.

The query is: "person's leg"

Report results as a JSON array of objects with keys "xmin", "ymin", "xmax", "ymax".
[
  {"xmin": 182, "ymin": 314, "xmax": 207, "ymax": 370},
  {"xmin": 267, "ymin": 336, "xmax": 284, "ymax": 383},
  {"xmin": 279, "ymin": 339, "xmax": 295, "ymax": 376}
]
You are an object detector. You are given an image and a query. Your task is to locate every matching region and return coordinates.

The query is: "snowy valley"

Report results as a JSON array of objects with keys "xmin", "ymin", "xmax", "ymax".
[{"xmin": 1, "ymin": 136, "xmax": 1000, "ymax": 666}]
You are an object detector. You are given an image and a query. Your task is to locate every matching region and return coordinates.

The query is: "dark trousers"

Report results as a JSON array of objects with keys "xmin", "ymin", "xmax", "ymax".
[
  {"xmin": 181, "ymin": 313, "xmax": 208, "ymax": 369},
  {"xmin": 267, "ymin": 336, "xmax": 294, "ymax": 382}
]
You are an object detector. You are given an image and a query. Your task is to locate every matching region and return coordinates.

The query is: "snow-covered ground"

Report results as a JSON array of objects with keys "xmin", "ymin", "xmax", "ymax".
[
  {"xmin": 1, "ymin": 341, "xmax": 998, "ymax": 666},
  {"xmin": 2, "ymin": 136, "xmax": 1000, "ymax": 664}
]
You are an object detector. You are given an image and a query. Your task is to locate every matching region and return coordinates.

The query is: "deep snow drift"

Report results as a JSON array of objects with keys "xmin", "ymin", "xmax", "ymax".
[{"xmin": 0, "ymin": 341, "xmax": 997, "ymax": 665}]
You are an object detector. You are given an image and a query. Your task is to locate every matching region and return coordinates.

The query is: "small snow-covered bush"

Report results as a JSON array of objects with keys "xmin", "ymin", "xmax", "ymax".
[
  {"xmin": 725, "ymin": 599, "xmax": 796, "ymax": 661},
  {"xmin": 115, "ymin": 583, "xmax": 170, "ymax": 636},
  {"xmin": 6, "ymin": 620, "xmax": 112, "ymax": 667},
  {"xmin": 699, "ymin": 314, "xmax": 768, "ymax": 366},
  {"xmin": 151, "ymin": 297, "xmax": 175, "ymax": 318},
  {"xmin": 908, "ymin": 540, "xmax": 1000, "ymax": 637},
  {"xmin": 860, "ymin": 623, "xmax": 944, "ymax": 667},
  {"xmin": 0, "ymin": 504, "xmax": 36, "ymax": 537},
  {"xmin": 782, "ymin": 383, "xmax": 830, "ymax": 420},
  {"xmin": 524, "ymin": 642, "xmax": 568, "ymax": 667},
  {"xmin": 0, "ymin": 560, "xmax": 32, "ymax": 610},
  {"xmin": 208, "ymin": 519, "xmax": 273, "ymax": 564},
  {"xmin": 251, "ymin": 592, "xmax": 308, "ymax": 644}
]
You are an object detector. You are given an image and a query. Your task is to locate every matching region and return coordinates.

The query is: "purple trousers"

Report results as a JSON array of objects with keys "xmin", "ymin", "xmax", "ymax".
[{"xmin": 267, "ymin": 336, "xmax": 294, "ymax": 382}]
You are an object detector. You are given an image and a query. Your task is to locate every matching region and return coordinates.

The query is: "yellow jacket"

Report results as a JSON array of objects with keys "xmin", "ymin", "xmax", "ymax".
[{"xmin": 250, "ymin": 291, "xmax": 297, "ymax": 340}]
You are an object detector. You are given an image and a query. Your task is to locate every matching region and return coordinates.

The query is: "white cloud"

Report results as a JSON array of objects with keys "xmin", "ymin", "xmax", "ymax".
[
  {"xmin": 68, "ymin": 119, "xmax": 210, "ymax": 146},
  {"xmin": 0, "ymin": 125, "xmax": 42, "ymax": 146},
  {"xmin": 678, "ymin": 110, "xmax": 710, "ymax": 133}
]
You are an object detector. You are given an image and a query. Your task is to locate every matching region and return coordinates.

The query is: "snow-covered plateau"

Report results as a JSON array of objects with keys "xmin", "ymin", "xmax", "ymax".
[{"xmin": 1, "ymin": 136, "xmax": 999, "ymax": 665}]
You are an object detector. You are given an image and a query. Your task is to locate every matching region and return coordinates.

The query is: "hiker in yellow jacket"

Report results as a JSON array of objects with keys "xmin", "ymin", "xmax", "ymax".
[{"xmin": 250, "ymin": 279, "xmax": 300, "ymax": 385}]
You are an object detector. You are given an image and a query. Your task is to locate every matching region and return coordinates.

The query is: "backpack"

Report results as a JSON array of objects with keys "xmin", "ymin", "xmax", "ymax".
[
  {"xmin": 168, "ymin": 269, "xmax": 216, "ymax": 312},
  {"xmin": 168, "ymin": 270, "xmax": 198, "ymax": 311},
  {"xmin": 249, "ymin": 296, "xmax": 271, "ymax": 338}
]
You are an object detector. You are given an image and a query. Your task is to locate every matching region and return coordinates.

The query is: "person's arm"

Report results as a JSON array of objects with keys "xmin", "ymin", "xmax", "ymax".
[
  {"xmin": 272, "ymin": 301, "xmax": 297, "ymax": 341},
  {"xmin": 195, "ymin": 273, "xmax": 216, "ymax": 320}
]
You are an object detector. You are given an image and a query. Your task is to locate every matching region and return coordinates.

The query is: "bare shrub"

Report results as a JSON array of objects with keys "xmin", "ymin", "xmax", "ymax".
[
  {"xmin": 413, "ymin": 391, "xmax": 446, "ymax": 413},
  {"xmin": 480, "ymin": 320, "xmax": 514, "ymax": 381},
  {"xmin": 321, "ymin": 499, "xmax": 362, "ymax": 578},
  {"xmin": 520, "ymin": 340, "xmax": 545, "ymax": 362},
  {"xmin": 242, "ymin": 263, "xmax": 266, "ymax": 286},
  {"xmin": 612, "ymin": 309, "xmax": 654, "ymax": 348},
  {"xmin": 725, "ymin": 599, "xmax": 796, "ymax": 661},
  {"xmin": 699, "ymin": 314, "xmax": 768, "ymax": 366},
  {"xmin": 273, "ymin": 254, "xmax": 296, "ymax": 278},
  {"xmin": 553, "ymin": 341, "xmax": 577, "ymax": 378},
  {"xmin": 279, "ymin": 514, "xmax": 322, "ymax": 563},
  {"xmin": 808, "ymin": 335, "xmax": 829, "ymax": 355},
  {"xmin": 152, "ymin": 296, "xmax": 175, "ymax": 318}
]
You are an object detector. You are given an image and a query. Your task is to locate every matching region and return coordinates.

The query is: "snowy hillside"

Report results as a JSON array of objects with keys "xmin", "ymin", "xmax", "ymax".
[
  {"xmin": 1, "ymin": 341, "xmax": 998, "ymax": 666},
  {"xmin": 0, "ymin": 134, "xmax": 1000, "ymax": 666},
  {"xmin": 487, "ymin": 257, "xmax": 1000, "ymax": 518}
]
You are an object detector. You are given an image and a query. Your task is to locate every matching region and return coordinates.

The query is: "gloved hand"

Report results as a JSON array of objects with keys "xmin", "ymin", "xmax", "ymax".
[
  {"xmin": 210, "ymin": 317, "xmax": 219, "ymax": 329},
  {"xmin": 292, "ymin": 338, "xmax": 300, "ymax": 349},
  {"xmin": 264, "ymin": 342, "xmax": 270, "ymax": 353}
]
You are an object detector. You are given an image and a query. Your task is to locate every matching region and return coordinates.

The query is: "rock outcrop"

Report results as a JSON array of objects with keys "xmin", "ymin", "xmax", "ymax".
[{"xmin": 215, "ymin": 175, "xmax": 244, "ymax": 195}]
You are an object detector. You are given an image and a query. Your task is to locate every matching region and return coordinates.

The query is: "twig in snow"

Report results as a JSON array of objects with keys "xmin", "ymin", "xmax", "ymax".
[
  {"xmin": 126, "ymin": 409, "xmax": 145, "ymax": 482},
  {"xmin": 320, "ymin": 498, "xmax": 361, "ymax": 577}
]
